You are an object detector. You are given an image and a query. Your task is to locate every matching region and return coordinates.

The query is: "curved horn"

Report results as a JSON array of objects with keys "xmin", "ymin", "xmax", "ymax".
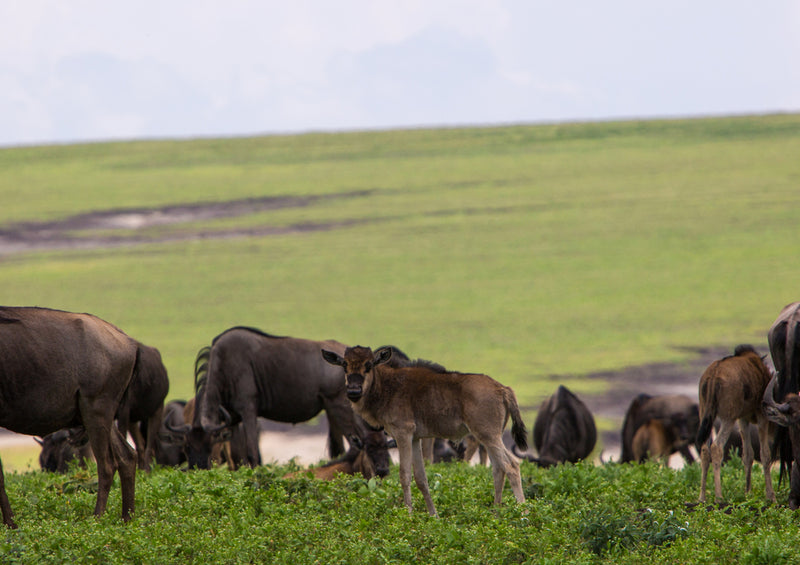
[
  {"xmin": 511, "ymin": 443, "xmax": 540, "ymax": 464},
  {"xmin": 165, "ymin": 419, "xmax": 191, "ymax": 435},
  {"xmin": 763, "ymin": 374, "xmax": 794, "ymax": 427}
]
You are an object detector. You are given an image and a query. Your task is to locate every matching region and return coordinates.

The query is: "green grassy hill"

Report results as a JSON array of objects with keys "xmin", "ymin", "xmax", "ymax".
[{"xmin": 2, "ymin": 115, "xmax": 797, "ymax": 406}]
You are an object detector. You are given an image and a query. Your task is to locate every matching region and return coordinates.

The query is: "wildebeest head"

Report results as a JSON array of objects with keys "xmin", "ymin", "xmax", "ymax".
[
  {"xmin": 36, "ymin": 428, "xmax": 90, "ymax": 473},
  {"xmin": 164, "ymin": 409, "xmax": 233, "ymax": 469},
  {"xmin": 763, "ymin": 373, "xmax": 800, "ymax": 427},
  {"xmin": 322, "ymin": 345, "xmax": 392, "ymax": 401},
  {"xmin": 348, "ymin": 428, "xmax": 392, "ymax": 478}
]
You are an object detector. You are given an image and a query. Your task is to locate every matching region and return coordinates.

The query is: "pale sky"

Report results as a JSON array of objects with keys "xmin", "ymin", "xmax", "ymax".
[{"xmin": 1, "ymin": 1, "xmax": 799, "ymax": 147}]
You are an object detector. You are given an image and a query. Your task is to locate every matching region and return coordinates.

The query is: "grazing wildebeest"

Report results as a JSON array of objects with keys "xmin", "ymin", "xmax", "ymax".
[
  {"xmin": 36, "ymin": 428, "xmax": 93, "ymax": 473},
  {"xmin": 631, "ymin": 419, "xmax": 679, "ymax": 463},
  {"xmin": 194, "ymin": 327, "xmax": 374, "ymax": 469},
  {"xmin": 152, "ymin": 400, "xmax": 189, "ymax": 467},
  {"xmin": 322, "ymin": 345, "xmax": 527, "ymax": 516},
  {"xmin": 620, "ymin": 393, "xmax": 699, "ymax": 464},
  {"xmin": 696, "ymin": 344, "xmax": 775, "ymax": 504},
  {"xmin": 513, "ymin": 385, "xmax": 596, "ymax": 467},
  {"xmin": 115, "ymin": 343, "xmax": 169, "ymax": 471},
  {"xmin": 763, "ymin": 302, "xmax": 800, "ymax": 508},
  {"xmin": 285, "ymin": 429, "xmax": 392, "ymax": 480},
  {"xmin": 176, "ymin": 390, "xmax": 249, "ymax": 470},
  {"xmin": 0, "ymin": 306, "xmax": 138, "ymax": 528}
]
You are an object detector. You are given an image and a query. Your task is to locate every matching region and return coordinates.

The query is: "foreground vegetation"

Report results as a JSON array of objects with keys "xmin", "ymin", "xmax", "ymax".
[{"xmin": 2, "ymin": 458, "xmax": 799, "ymax": 564}]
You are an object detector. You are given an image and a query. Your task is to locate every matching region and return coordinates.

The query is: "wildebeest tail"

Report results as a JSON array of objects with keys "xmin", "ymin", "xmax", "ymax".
[
  {"xmin": 504, "ymin": 387, "xmax": 528, "ymax": 451},
  {"xmin": 695, "ymin": 378, "xmax": 717, "ymax": 451}
]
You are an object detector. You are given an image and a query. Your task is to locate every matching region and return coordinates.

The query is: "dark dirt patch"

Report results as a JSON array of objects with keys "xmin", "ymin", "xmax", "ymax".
[{"xmin": 0, "ymin": 191, "xmax": 374, "ymax": 257}]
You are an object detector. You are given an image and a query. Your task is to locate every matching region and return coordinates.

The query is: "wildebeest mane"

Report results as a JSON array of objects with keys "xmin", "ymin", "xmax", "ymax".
[
  {"xmin": 378, "ymin": 345, "xmax": 448, "ymax": 373},
  {"xmin": 211, "ymin": 326, "xmax": 286, "ymax": 345}
]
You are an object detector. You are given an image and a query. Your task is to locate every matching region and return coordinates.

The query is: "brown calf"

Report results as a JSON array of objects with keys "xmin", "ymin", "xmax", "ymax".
[
  {"xmin": 632, "ymin": 419, "xmax": 678, "ymax": 463},
  {"xmin": 696, "ymin": 344, "xmax": 775, "ymax": 504},
  {"xmin": 285, "ymin": 429, "xmax": 391, "ymax": 480},
  {"xmin": 322, "ymin": 345, "xmax": 527, "ymax": 516}
]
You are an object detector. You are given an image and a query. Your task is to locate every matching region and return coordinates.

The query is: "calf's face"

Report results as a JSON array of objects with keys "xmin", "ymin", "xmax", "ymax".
[{"xmin": 322, "ymin": 346, "xmax": 392, "ymax": 401}]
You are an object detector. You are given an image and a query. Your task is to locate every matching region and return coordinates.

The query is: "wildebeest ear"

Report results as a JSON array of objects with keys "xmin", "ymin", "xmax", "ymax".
[
  {"xmin": 386, "ymin": 437, "xmax": 397, "ymax": 449},
  {"xmin": 374, "ymin": 346, "xmax": 393, "ymax": 366},
  {"xmin": 348, "ymin": 434, "xmax": 364, "ymax": 450},
  {"xmin": 321, "ymin": 349, "xmax": 344, "ymax": 366}
]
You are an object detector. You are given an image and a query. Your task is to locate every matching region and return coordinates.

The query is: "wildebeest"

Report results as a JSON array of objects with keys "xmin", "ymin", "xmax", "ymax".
[
  {"xmin": 193, "ymin": 327, "xmax": 375, "ymax": 468},
  {"xmin": 322, "ymin": 345, "xmax": 527, "ymax": 516},
  {"xmin": 631, "ymin": 419, "xmax": 679, "ymax": 463},
  {"xmin": 513, "ymin": 385, "xmax": 596, "ymax": 467},
  {"xmin": 152, "ymin": 400, "xmax": 189, "ymax": 467},
  {"xmin": 0, "ymin": 306, "xmax": 138, "ymax": 528},
  {"xmin": 285, "ymin": 429, "xmax": 392, "ymax": 480},
  {"xmin": 620, "ymin": 393, "xmax": 699, "ymax": 464},
  {"xmin": 763, "ymin": 302, "xmax": 800, "ymax": 508},
  {"xmin": 114, "ymin": 343, "xmax": 169, "ymax": 471},
  {"xmin": 696, "ymin": 344, "xmax": 775, "ymax": 504},
  {"xmin": 177, "ymin": 390, "xmax": 249, "ymax": 470},
  {"xmin": 36, "ymin": 428, "xmax": 93, "ymax": 473}
]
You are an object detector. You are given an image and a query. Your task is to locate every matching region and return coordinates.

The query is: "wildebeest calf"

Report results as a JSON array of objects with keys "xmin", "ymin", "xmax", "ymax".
[
  {"xmin": 696, "ymin": 344, "xmax": 775, "ymax": 504},
  {"xmin": 285, "ymin": 429, "xmax": 392, "ymax": 480},
  {"xmin": 322, "ymin": 345, "xmax": 527, "ymax": 516}
]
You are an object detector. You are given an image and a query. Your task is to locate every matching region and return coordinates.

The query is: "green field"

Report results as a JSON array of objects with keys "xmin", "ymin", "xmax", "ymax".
[
  {"xmin": 2, "ymin": 115, "xmax": 798, "ymax": 406},
  {"xmin": 1, "ymin": 114, "xmax": 800, "ymax": 562}
]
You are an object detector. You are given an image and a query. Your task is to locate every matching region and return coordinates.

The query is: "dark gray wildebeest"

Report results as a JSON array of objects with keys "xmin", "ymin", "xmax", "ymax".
[
  {"xmin": 322, "ymin": 345, "xmax": 527, "ymax": 516},
  {"xmin": 620, "ymin": 393, "xmax": 699, "ymax": 464},
  {"xmin": 114, "ymin": 343, "xmax": 169, "ymax": 471},
  {"xmin": 193, "ymin": 327, "xmax": 379, "ymax": 469},
  {"xmin": 763, "ymin": 302, "xmax": 800, "ymax": 508},
  {"xmin": 152, "ymin": 400, "xmax": 189, "ymax": 467},
  {"xmin": 512, "ymin": 385, "xmax": 596, "ymax": 467},
  {"xmin": 38, "ymin": 342, "xmax": 170, "ymax": 473},
  {"xmin": 696, "ymin": 344, "xmax": 775, "ymax": 504},
  {"xmin": 284, "ymin": 428, "xmax": 392, "ymax": 480},
  {"xmin": 174, "ymin": 387, "xmax": 250, "ymax": 470},
  {"xmin": 36, "ymin": 428, "xmax": 93, "ymax": 473},
  {"xmin": 0, "ymin": 306, "xmax": 139, "ymax": 528}
]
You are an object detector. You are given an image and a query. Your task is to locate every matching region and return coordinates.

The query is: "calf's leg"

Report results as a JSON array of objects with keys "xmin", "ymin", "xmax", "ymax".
[
  {"xmin": 738, "ymin": 419, "xmax": 755, "ymax": 494},
  {"xmin": 699, "ymin": 443, "xmax": 711, "ymax": 503},
  {"xmin": 483, "ymin": 437, "xmax": 525, "ymax": 504},
  {"xmin": 711, "ymin": 420, "xmax": 735, "ymax": 503},
  {"xmin": 393, "ymin": 433, "xmax": 416, "ymax": 514},
  {"xmin": 757, "ymin": 417, "xmax": 775, "ymax": 502},
  {"xmin": 411, "ymin": 438, "xmax": 437, "ymax": 516}
]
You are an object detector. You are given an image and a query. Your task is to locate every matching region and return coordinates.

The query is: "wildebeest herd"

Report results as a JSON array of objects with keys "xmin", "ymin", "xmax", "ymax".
[{"xmin": 1, "ymin": 302, "xmax": 800, "ymax": 527}]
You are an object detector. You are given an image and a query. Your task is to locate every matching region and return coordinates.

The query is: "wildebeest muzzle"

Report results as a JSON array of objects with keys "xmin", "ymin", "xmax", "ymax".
[{"xmin": 346, "ymin": 373, "xmax": 365, "ymax": 400}]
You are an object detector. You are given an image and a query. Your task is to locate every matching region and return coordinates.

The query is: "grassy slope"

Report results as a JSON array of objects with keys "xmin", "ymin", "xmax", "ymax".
[{"xmin": 2, "ymin": 115, "xmax": 798, "ymax": 405}]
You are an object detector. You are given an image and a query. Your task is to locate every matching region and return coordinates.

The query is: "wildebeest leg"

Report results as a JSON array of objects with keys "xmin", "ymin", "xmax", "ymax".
[
  {"xmin": 109, "ymin": 425, "xmax": 136, "ymax": 522},
  {"xmin": 85, "ymin": 421, "xmax": 115, "ymax": 519},
  {"xmin": 393, "ymin": 433, "xmax": 416, "ymax": 514},
  {"xmin": 129, "ymin": 420, "xmax": 148, "ymax": 471},
  {"xmin": 243, "ymin": 412, "xmax": 261, "ymax": 467},
  {"xmin": 699, "ymin": 442, "xmax": 711, "ymax": 502},
  {"xmin": 756, "ymin": 417, "xmax": 775, "ymax": 502},
  {"xmin": 711, "ymin": 420, "xmax": 735, "ymax": 503},
  {"xmin": 738, "ymin": 417, "xmax": 755, "ymax": 494},
  {"xmin": 0, "ymin": 458, "xmax": 17, "ymax": 529},
  {"xmin": 321, "ymin": 398, "xmax": 350, "ymax": 458},
  {"xmin": 411, "ymin": 438, "xmax": 436, "ymax": 516},
  {"xmin": 483, "ymin": 438, "xmax": 525, "ymax": 505},
  {"xmin": 421, "ymin": 438, "xmax": 434, "ymax": 464},
  {"xmin": 141, "ymin": 404, "xmax": 164, "ymax": 472}
]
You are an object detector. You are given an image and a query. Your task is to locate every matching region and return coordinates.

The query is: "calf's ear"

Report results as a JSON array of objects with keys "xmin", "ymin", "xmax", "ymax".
[
  {"xmin": 322, "ymin": 349, "xmax": 344, "ymax": 366},
  {"xmin": 374, "ymin": 346, "xmax": 393, "ymax": 366}
]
